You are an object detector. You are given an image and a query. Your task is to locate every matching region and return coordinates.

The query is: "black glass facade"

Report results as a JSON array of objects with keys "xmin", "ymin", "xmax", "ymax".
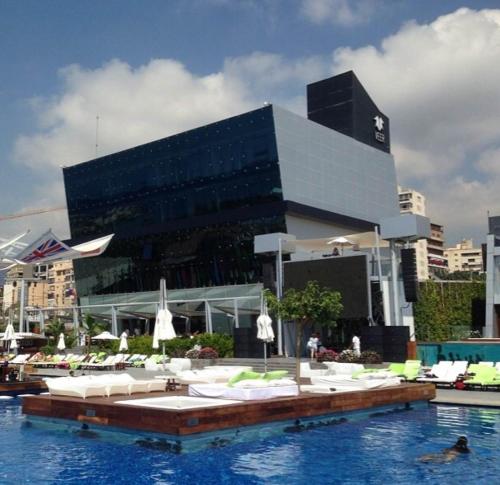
[{"xmin": 64, "ymin": 106, "xmax": 286, "ymax": 296}]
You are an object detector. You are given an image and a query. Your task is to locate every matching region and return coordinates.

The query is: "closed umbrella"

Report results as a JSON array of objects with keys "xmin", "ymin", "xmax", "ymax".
[
  {"xmin": 119, "ymin": 332, "xmax": 128, "ymax": 352},
  {"xmin": 10, "ymin": 338, "xmax": 18, "ymax": 354},
  {"xmin": 2, "ymin": 322, "xmax": 15, "ymax": 352},
  {"xmin": 57, "ymin": 333, "xmax": 66, "ymax": 352},
  {"xmin": 257, "ymin": 295, "xmax": 274, "ymax": 372},
  {"xmin": 153, "ymin": 278, "xmax": 176, "ymax": 370}
]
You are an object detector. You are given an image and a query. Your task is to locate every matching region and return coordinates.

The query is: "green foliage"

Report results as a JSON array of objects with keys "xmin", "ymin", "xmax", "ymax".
[
  {"xmin": 82, "ymin": 314, "xmax": 107, "ymax": 337},
  {"xmin": 266, "ymin": 281, "xmax": 343, "ymax": 383},
  {"xmin": 195, "ymin": 333, "xmax": 234, "ymax": 358},
  {"xmin": 265, "ymin": 281, "xmax": 343, "ymax": 328},
  {"xmin": 433, "ymin": 269, "xmax": 485, "ymax": 281},
  {"xmin": 107, "ymin": 333, "xmax": 234, "ymax": 358},
  {"xmin": 82, "ymin": 314, "xmax": 108, "ymax": 353},
  {"xmin": 413, "ymin": 281, "xmax": 485, "ymax": 342},
  {"xmin": 44, "ymin": 319, "xmax": 76, "ymax": 350}
]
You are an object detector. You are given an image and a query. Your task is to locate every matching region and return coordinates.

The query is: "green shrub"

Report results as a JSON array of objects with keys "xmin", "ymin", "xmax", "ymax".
[
  {"xmin": 195, "ymin": 333, "xmax": 233, "ymax": 358},
  {"xmin": 97, "ymin": 332, "xmax": 233, "ymax": 358}
]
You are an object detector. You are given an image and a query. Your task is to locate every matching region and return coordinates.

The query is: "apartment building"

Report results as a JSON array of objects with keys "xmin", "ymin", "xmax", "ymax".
[
  {"xmin": 2, "ymin": 260, "xmax": 75, "ymax": 312},
  {"xmin": 428, "ymin": 223, "xmax": 448, "ymax": 272},
  {"xmin": 398, "ymin": 186, "xmax": 429, "ymax": 280},
  {"xmin": 445, "ymin": 239, "xmax": 483, "ymax": 273}
]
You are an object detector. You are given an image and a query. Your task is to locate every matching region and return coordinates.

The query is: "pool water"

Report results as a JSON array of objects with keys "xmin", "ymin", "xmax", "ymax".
[{"xmin": 1, "ymin": 399, "xmax": 499, "ymax": 484}]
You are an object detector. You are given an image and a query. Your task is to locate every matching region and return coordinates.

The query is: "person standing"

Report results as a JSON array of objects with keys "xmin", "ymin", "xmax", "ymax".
[
  {"xmin": 352, "ymin": 334, "xmax": 361, "ymax": 357},
  {"xmin": 307, "ymin": 334, "xmax": 319, "ymax": 360}
]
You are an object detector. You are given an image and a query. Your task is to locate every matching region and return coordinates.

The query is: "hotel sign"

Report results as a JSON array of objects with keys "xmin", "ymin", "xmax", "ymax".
[{"xmin": 374, "ymin": 115, "xmax": 385, "ymax": 143}]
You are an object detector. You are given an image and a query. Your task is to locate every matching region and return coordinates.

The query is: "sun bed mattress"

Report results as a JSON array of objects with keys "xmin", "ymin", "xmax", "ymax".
[{"xmin": 188, "ymin": 383, "xmax": 299, "ymax": 400}]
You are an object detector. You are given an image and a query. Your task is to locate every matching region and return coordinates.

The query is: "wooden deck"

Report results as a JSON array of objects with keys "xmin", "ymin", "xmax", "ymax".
[
  {"xmin": 0, "ymin": 379, "xmax": 47, "ymax": 396},
  {"xmin": 22, "ymin": 383, "xmax": 435, "ymax": 437}
]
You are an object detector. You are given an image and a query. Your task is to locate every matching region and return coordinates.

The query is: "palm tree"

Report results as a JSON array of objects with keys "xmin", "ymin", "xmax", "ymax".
[{"xmin": 81, "ymin": 314, "xmax": 107, "ymax": 353}]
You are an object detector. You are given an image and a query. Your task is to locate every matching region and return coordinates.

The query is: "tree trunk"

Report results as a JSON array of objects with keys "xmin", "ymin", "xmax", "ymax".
[{"xmin": 295, "ymin": 320, "xmax": 303, "ymax": 389}]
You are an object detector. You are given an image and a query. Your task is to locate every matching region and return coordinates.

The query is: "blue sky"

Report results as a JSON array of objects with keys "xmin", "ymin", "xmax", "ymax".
[{"xmin": 1, "ymin": 0, "xmax": 500, "ymax": 246}]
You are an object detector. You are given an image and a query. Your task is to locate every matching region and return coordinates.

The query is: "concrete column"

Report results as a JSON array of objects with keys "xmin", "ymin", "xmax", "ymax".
[
  {"xmin": 390, "ymin": 241, "xmax": 400, "ymax": 326},
  {"xmin": 485, "ymin": 234, "xmax": 495, "ymax": 338}
]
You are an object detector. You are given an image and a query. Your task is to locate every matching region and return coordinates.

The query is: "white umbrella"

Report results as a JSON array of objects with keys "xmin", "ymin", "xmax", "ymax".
[
  {"xmin": 57, "ymin": 333, "xmax": 66, "ymax": 352},
  {"xmin": 327, "ymin": 236, "xmax": 353, "ymax": 255},
  {"xmin": 119, "ymin": 331, "xmax": 128, "ymax": 352},
  {"xmin": 257, "ymin": 296, "xmax": 274, "ymax": 372},
  {"xmin": 10, "ymin": 338, "xmax": 18, "ymax": 353},
  {"xmin": 92, "ymin": 331, "xmax": 120, "ymax": 340},
  {"xmin": 153, "ymin": 278, "xmax": 176, "ymax": 370},
  {"xmin": 2, "ymin": 322, "xmax": 15, "ymax": 352}
]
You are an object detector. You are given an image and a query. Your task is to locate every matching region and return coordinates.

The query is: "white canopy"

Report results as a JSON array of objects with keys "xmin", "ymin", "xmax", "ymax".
[
  {"xmin": 12, "ymin": 230, "xmax": 114, "ymax": 265},
  {"xmin": 92, "ymin": 331, "xmax": 119, "ymax": 340}
]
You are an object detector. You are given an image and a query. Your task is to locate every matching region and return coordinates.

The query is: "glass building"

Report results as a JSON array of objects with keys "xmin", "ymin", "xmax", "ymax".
[{"xmin": 63, "ymin": 73, "xmax": 399, "ymax": 300}]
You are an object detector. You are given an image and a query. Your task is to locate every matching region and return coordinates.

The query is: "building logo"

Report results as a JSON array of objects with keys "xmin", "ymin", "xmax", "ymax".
[{"xmin": 374, "ymin": 115, "xmax": 385, "ymax": 143}]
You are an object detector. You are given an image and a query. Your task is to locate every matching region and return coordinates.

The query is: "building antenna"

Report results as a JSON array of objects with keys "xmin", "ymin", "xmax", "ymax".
[{"xmin": 95, "ymin": 115, "xmax": 100, "ymax": 158}]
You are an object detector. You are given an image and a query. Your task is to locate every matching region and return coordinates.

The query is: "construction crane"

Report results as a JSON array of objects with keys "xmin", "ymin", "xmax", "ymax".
[{"xmin": 0, "ymin": 206, "xmax": 67, "ymax": 222}]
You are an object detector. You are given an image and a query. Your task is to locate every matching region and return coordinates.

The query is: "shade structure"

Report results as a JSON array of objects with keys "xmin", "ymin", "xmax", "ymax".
[
  {"xmin": 256, "ymin": 296, "xmax": 274, "ymax": 372},
  {"xmin": 119, "ymin": 332, "xmax": 128, "ymax": 352},
  {"xmin": 57, "ymin": 333, "xmax": 66, "ymax": 351},
  {"xmin": 153, "ymin": 278, "xmax": 176, "ymax": 370},
  {"xmin": 10, "ymin": 338, "xmax": 18, "ymax": 350},
  {"xmin": 92, "ymin": 331, "xmax": 119, "ymax": 340}
]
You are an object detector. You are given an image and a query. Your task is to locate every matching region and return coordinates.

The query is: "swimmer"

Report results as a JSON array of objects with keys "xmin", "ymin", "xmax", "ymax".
[{"xmin": 419, "ymin": 436, "xmax": 470, "ymax": 463}]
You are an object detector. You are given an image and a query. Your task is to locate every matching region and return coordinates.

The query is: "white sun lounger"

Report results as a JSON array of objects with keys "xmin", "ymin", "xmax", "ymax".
[
  {"xmin": 416, "ymin": 361, "xmax": 468, "ymax": 386},
  {"xmin": 310, "ymin": 375, "xmax": 402, "ymax": 389}
]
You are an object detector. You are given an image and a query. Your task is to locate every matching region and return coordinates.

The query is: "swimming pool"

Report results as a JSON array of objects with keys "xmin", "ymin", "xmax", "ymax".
[{"xmin": 1, "ymin": 399, "xmax": 498, "ymax": 484}]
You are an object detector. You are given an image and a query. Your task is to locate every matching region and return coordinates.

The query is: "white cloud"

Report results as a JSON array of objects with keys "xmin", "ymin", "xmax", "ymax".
[
  {"xmin": 14, "ymin": 58, "xmax": 255, "ymax": 170},
  {"xmin": 300, "ymin": 0, "xmax": 376, "ymax": 26},
  {"xmin": 330, "ymin": 7, "xmax": 500, "ymax": 242},
  {"xmin": 11, "ymin": 7, "xmax": 500, "ymax": 246}
]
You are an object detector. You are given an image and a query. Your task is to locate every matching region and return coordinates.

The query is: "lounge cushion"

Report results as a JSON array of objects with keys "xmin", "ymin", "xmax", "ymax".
[
  {"xmin": 262, "ymin": 370, "xmax": 288, "ymax": 381},
  {"xmin": 228, "ymin": 371, "xmax": 262, "ymax": 387}
]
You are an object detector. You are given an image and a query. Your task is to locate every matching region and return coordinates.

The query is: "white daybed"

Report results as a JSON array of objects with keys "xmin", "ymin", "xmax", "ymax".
[
  {"xmin": 188, "ymin": 379, "xmax": 299, "ymax": 401},
  {"xmin": 174, "ymin": 366, "xmax": 253, "ymax": 384},
  {"xmin": 310, "ymin": 373, "xmax": 402, "ymax": 390},
  {"xmin": 46, "ymin": 373, "xmax": 166, "ymax": 399}
]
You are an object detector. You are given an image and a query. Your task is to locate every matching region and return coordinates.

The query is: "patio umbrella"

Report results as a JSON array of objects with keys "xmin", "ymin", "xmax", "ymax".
[
  {"xmin": 119, "ymin": 331, "xmax": 128, "ymax": 352},
  {"xmin": 256, "ymin": 295, "xmax": 274, "ymax": 372},
  {"xmin": 57, "ymin": 333, "xmax": 66, "ymax": 352},
  {"xmin": 153, "ymin": 278, "xmax": 176, "ymax": 370},
  {"xmin": 92, "ymin": 331, "xmax": 120, "ymax": 340},
  {"xmin": 2, "ymin": 322, "xmax": 15, "ymax": 352},
  {"xmin": 327, "ymin": 236, "xmax": 353, "ymax": 255},
  {"xmin": 10, "ymin": 338, "xmax": 18, "ymax": 353}
]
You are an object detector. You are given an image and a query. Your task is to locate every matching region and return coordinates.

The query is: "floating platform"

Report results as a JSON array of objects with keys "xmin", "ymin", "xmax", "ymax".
[
  {"xmin": 22, "ymin": 383, "xmax": 435, "ymax": 452},
  {"xmin": 0, "ymin": 379, "xmax": 47, "ymax": 397}
]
